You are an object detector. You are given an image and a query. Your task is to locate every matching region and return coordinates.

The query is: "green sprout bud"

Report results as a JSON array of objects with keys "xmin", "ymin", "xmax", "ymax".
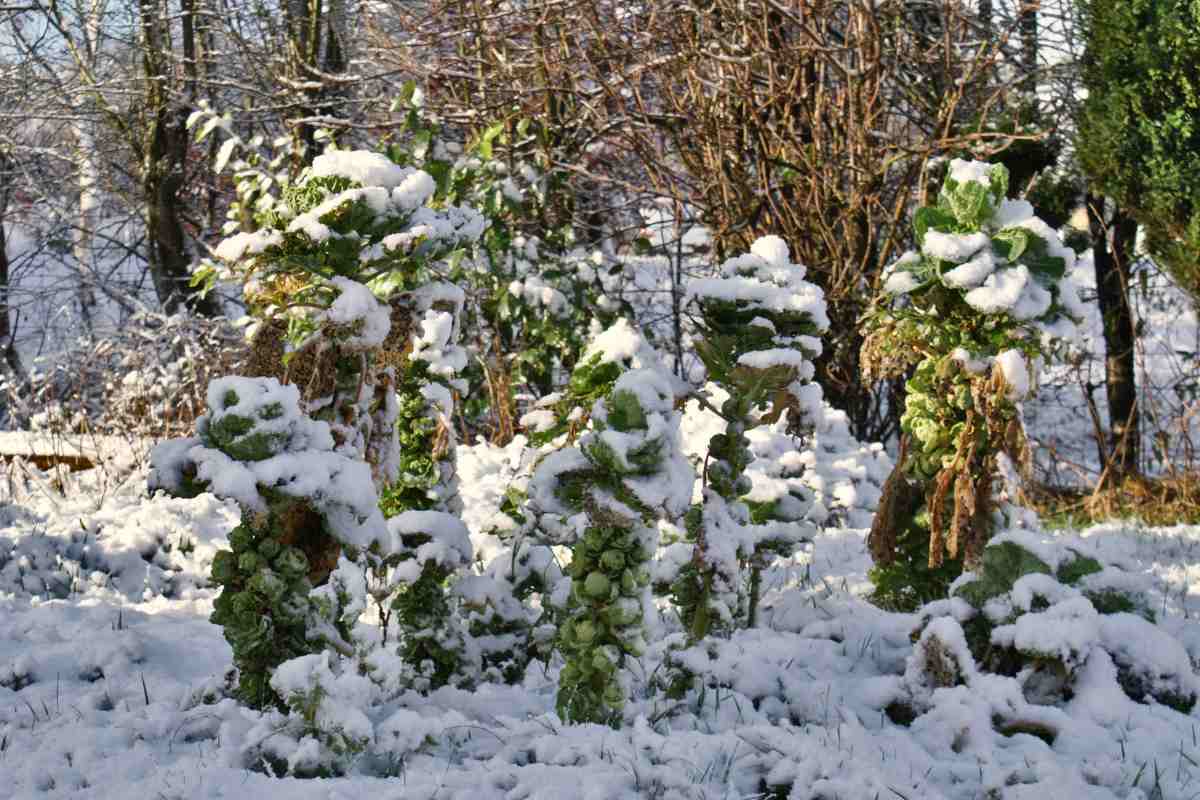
[
  {"xmin": 237, "ymin": 552, "xmax": 261, "ymax": 574},
  {"xmin": 584, "ymin": 572, "xmax": 611, "ymax": 599},
  {"xmin": 600, "ymin": 549, "xmax": 625, "ymax": 571},
  {"xmin": 592, "ymin": 651, "xmax": 614, "ymax": 674}
]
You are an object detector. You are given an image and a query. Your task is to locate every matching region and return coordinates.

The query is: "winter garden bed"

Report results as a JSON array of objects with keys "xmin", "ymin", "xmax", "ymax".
[
  {"xmin": 3, "ymin": 459, "xmax": 1200, "ymax": 799},
  {"xmin": 3, "ymin": 151, "xmax": 1200, "ymax": 800}
]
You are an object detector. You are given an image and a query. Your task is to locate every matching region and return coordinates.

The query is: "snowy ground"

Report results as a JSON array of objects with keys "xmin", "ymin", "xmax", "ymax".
[
  {"xmin": 4, "ymin": 444, "xmax": 1200, "ymax": 800},
  {"xmin": 2, "ymin": 226, "xmax": 1199, "ymax": 798}
]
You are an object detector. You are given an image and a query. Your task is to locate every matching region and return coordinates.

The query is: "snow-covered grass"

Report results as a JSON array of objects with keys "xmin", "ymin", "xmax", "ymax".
[{"xmin": 3, "ymin": 442, "xmax": 1200, "ymax": 799}]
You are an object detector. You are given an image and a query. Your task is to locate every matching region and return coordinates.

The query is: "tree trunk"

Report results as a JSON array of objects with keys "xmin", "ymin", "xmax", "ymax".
[
  {"xmin": 139, "ymin": 0, "xmax": 218, "ymax": 317},
  {"xmin": 1019, "ymin": 1, "xmax": 1038, "ymax": 109},
  {"xmin": 1087, "ymin": 193, "xmax": 1139, "ymax": 479},
  {"xmin": 0, "ymin": 151, "xmax": 21, "ymax": 376},
  {"xmin": 284, "ymin": 0, "xmax": 350, "ymax": 172},
  {"xmin": 72, "ymin": 5, "xmax": 104, "ymax": 331}
]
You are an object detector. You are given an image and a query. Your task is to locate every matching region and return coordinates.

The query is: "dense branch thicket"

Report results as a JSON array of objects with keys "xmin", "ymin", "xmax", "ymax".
[{"xmin": 379, "ymin": 0, "xmax": 1050, "ymax": 442}]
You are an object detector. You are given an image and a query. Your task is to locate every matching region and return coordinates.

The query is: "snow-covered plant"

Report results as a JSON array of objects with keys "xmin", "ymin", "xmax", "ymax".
[
  {"xmin": 449, "ymin": 438, "xmax": 569, "ymax": 684},
  {"xmin": 376, "ymin": 282, "xmax": 469, "ymax": 518},
  {"xmin": 211, "ymin": 149, "xmax": 480, "ymax": 481},
  {"xmin": 898, "ymin": 531, "xmax": 1197, "ymax": 725},
  {"xmin": 260, "ymin": 650, "xmax": 376, "ymax": 777},
  {"xmin": 669, "ymin": 236, "xmax": 829, "ymax": 640},
  {"xmin": 527, "ymin": 325, "xmax": 692, "ymax": 724},
  {"xmin": 205, "ymin": 146, "xmax": 483, "ymax": 682},
  {"xmin": 455, "ymin": 541, "xmax": 563, "ymax": 684},
  {"xmin": 862, "ymin": 159, "xmax": 1083, "ymax": 610},
  {"xmin": 376, "ymin": 510, "xmax": 476, "ymax": 691},
  {"xmin": 382, "ymin": 94, "xmax": 630, "ymax": 436},
  {"xmin": 743, "ymin": 402, "xmax": 892, "ymax": 532},
  {"xmin": 521, "ymin": 318, "xmax": 666, "ymax": 448},
  {"xmin": 676, "ymin": 386, "xmax": 893, "ymax": 554},
  {"xmin": 148, "ymin": 377, "xmax": 390, "ymax": 708}
]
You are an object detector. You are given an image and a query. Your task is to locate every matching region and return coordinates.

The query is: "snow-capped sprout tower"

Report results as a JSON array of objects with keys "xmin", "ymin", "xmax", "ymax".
[
  {"xmin": 153, "ymin": 150, "xmax": 484, "ymax": 703},
  {"xmin": 216, "ymin": 149, "xmax": 482, "ymax": 505},
  {"xmin": 219, "ymin": 148, "xmax": 478, "ymax": 588},
  {"xmin": 862, "ymin": 159, "xmax": 1083, "ymax": 609},
  {"xmin": 377, "ymin": 510, "xmax": 476, "ymax": 691},
  {"xmin": 455, "ymin": 540, "xmax": 564, "ymax": 684},
  {"xmin": 672, "ymin": 236, "xmax": 829, "ymax": 640},
  {"xmin": 528, "ymin": 321, "xmax": 692, "ymax": 724},
  {"xmin": 149, "ymin": 377, "xmax": 392, "ymax": 707}
]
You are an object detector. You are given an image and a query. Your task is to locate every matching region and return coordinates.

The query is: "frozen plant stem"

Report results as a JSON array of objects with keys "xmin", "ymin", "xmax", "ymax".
[{"xmin": 675, "ymin": 236, "xmax": 829, "ymax": 639}]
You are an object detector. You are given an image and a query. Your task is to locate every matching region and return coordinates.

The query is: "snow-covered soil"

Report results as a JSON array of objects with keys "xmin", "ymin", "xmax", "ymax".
[{"xmin": 4, "ymin": 448, "xmax": 1200, "ymax": 800}]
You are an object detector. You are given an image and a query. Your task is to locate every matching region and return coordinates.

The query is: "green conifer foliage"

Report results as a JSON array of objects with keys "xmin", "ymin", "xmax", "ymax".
[
  {"xmin": 861, "ymin": 160, "xmax": 1081, "ymax": 610},
  {"xmin": 1077, "ymin": 0, "xmax": 1200, "ymax": 306}
]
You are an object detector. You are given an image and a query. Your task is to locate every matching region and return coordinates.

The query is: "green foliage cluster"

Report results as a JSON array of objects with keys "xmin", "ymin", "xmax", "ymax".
[
  {"xmin": 1078, "ymin": 0, "xmax": 1200, "ymax": 305},
  {"xmin": 522, "ymin": 318, "xmax": 664, "ymax": 448},
  {"xmin": 867, "ymin": 505, "xmax": 963, "ymax": 613},
  {"xmin": 379, "ymin": 358, "xmax": 454, "ymax": 518},
  {"xmin": 525, "ymin": 352, "xmax": 626, "ymax": 447},
  {"xmin": 210, "ymin": 496, "xmax": 327, "ymax": 709},
  {"xmin": 902, "ymin": 358, "xmax": 989, "ymax": 482},
  {"xmin": 863, "ymin": 161, "xmax": 1080, "ymax": 610}
]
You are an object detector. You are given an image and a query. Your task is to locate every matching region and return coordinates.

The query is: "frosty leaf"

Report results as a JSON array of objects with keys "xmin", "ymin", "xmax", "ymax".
[
  {"xmin": 914, "ymin": 206, "xmax": 957, "ymax": 244},
  {"xmin": 947, "ymin": 180, "xmax": 992, "ymax": 229},
  {"xmin": 1027, "ymin": 253, "xmax": 1067, "ymax": 281},
  {"xmin": 478, "ymin": 122, "xmax": 505, "ymax": 160},
  {"xmin": 992, "ymin": 228, "xmax": 1031, "ymax": 263},
  {"xmin": 1055, "ymin": 553, "xmax": 1103, "ymax": 585},
  {"xmin": 606, "ymin": 389, "xmax": 648, "ymax": 432},
  {"xmin": 196, "ymin": 113, "xmax": 230, "ymax": 142},
  {"xmin": 412, "ymin": 128, "xmax": 432, "ymax": 161},
  {"xmin": 214, "ymin": 138, "xmax": 239, "ymax": 175},
  {"xmin": 954, "ymin": 540, "xmax": 1052, "ymax": 608},
  {"xmin": 988, "ymin": 164, "xmax": 1009, "ymax": 202}
]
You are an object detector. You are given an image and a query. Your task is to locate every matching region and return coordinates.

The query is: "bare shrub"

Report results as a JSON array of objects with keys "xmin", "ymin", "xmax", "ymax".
[{"xmin": 0, "ymin": 312, "xmax": 248, "ymax": 452}]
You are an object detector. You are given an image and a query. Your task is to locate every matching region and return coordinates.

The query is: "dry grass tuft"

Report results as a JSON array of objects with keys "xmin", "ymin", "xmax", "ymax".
[{"xmin": 1027, "ymin": 472, "xmax": 1200, "ymax": 529}]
